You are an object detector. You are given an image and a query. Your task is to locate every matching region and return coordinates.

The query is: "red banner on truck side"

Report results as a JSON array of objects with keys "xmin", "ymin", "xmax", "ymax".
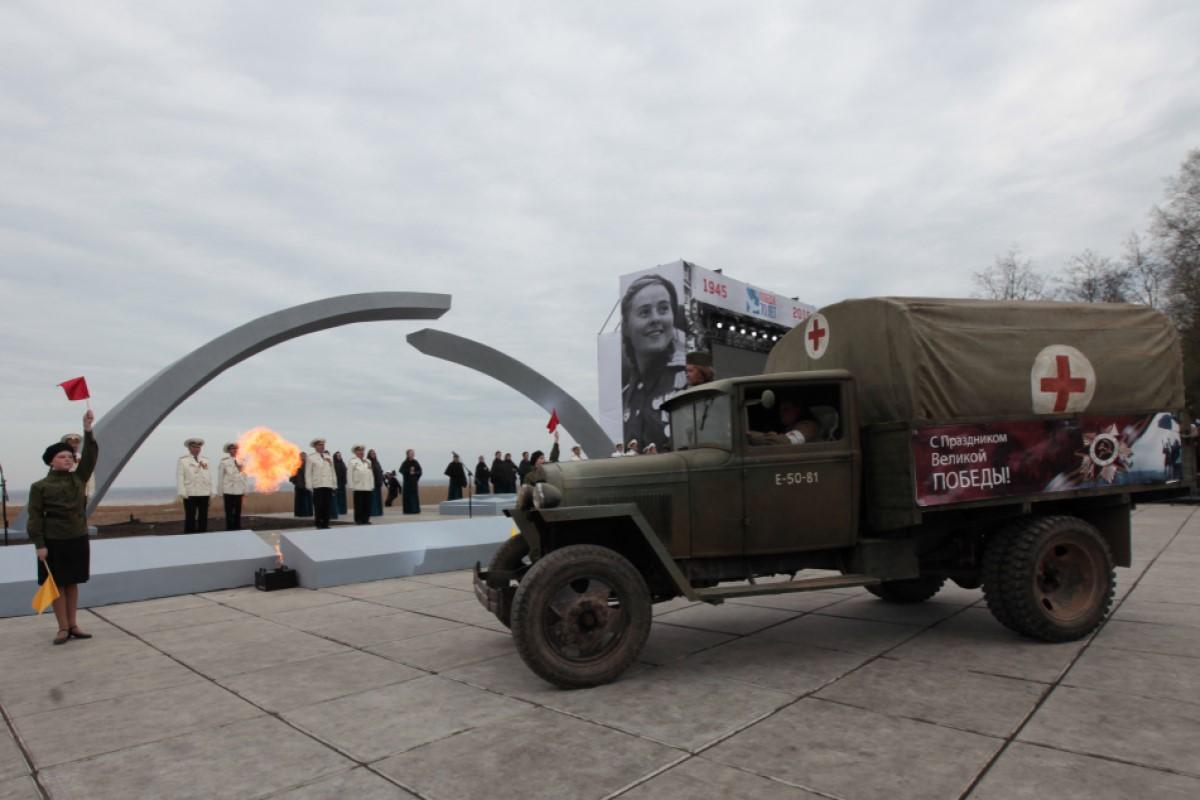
[{"xmin": 913, "ymin": 413, "xmax": 1184, "ymax": 507}]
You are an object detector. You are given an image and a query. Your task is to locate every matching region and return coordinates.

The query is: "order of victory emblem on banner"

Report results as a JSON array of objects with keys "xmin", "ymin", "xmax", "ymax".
[
  {"xmin": 1030, "ymin": 345, "xmax": 1095, "ymax": 414},
  {"xmin": 804, "ymin": 313, "xmax": 829, "ymax": 360}
]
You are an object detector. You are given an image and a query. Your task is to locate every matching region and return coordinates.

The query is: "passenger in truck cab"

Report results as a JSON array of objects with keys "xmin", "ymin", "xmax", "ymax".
[{"xmin": 747, "ymin": 395, "xmax": 820, "ymax": 446}]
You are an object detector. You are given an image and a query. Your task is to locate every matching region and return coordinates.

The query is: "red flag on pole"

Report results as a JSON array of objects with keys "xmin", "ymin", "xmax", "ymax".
[
  {"xmin": 58, "ymin": 376, "xmax": 90, "ymax": 401},
  {"xmin": 546, "ymin": 409, "xmax": 560, "ymax": 433}
]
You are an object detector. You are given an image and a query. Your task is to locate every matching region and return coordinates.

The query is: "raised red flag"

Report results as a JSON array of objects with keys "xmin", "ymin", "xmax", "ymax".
[
  {"xmin": 57, "ymin": 376, "xmax": 90, "ymax": 401},
  {"xmin": 546, "ymin": 409, "xmax": 560, "ymax": 433}
]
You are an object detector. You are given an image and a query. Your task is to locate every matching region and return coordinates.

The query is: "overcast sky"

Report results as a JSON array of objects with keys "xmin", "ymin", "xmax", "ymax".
[{"xmin": 2, "ymin": 1, "xmax": 1198, "ymax": 492}]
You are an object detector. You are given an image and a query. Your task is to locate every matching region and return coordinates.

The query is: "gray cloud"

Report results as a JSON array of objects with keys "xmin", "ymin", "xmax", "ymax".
[{"xmin": 2, "ymin": 0, "xmax": 1197, "ymax": 489}]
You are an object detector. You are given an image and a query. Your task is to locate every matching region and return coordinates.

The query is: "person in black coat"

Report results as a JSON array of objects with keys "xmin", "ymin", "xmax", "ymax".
[
  {"xmin": 290, "ymin": 453, "xmax": 312, "ymax": 517},
  {"xmin": 517, "ymin": 451, "xmax": 532, "ymax": 484},
  {"xmin": 490, "ymin": 451, "xmax": 505, "ymax": 493},
  {"xmin": 384, "ymin": 471, "xmax": 401, "ymax": 506},
  {"xmin": 475, "ymin": 456, "xmax": 491, "ymax": 495},
  {"xmin": 368, "ymin": 449, "xmax": 384, "ymax": 516},
  {"xmin": 444, "ymin": 453, "xmax": 468, "ymax": 500},
  {"xmin": 400, "ymin": 449, "xmax": 422, "ymax": 514},
  {"xmin": 503, "ymin": 453, "xmax": 518, "ymax": 493},
  {"xmin": 333, "ymin": 451, "xmax": 348, "ymax": 515}
]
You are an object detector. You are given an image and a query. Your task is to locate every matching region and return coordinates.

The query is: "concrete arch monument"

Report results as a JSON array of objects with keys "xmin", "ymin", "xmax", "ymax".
[
  {"xmin": 406, "ymin": 329, "xmax": 612, "ymax": 459},
  {"xmin": 15, "ymin": 292, "xmax": 451, "ymax": 531}
]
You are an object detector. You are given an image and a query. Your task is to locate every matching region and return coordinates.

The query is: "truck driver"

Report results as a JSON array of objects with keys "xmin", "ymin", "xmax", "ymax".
[{"xmin": 747, "ymin": 395, "xmax": 820, "ymax": 446}]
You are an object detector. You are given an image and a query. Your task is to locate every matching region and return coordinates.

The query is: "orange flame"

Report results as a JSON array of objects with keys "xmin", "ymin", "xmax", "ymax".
[
  {"xmin": 236, "ymin": 427, "xmax": 302, "ymax": 493},
  {"xmin": 274, "ymin": 542, "xmax": 284, "ymax": 567}
]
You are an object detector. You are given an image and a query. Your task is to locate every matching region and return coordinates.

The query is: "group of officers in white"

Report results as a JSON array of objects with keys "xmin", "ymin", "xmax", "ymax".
[{"xmin": 175, "ymin": 436, "xmax": 380, "ymax": 532}]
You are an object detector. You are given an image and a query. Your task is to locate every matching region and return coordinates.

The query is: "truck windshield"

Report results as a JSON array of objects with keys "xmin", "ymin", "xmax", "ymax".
[{"xmin": 670, "ymin": 394, "xmax": 732, "ymax": 451}]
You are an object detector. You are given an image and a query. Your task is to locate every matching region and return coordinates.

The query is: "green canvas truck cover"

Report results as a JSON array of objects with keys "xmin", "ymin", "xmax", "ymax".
[{"xmin": 765, "ymin": 297, "xmax": 1184, "ymax": 425}]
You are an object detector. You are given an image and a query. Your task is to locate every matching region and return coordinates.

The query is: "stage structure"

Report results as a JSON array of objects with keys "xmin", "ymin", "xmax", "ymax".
[{"xmin": 598, "ymin": 260, "xmax": 814, "ymax": 451}]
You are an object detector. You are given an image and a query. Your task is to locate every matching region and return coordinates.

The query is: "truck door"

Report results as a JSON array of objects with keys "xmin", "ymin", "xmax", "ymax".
[{"xmin": 740, "ymin": 381, "xmax": 858, "ymax": 554}]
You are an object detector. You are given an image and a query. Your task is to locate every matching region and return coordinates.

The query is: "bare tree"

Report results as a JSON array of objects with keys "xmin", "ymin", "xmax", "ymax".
[
  {"xmin": 972, "ymin": 247, "xmax": 1048, "ymax": 300},
  {"xmin": 1151, "ymin": 148, "xmax": 1200, "ymax": 407},
  {"xmin": 1121, "ymin": 231, "xmax": 1170, "ymax": 310},
  {"xmin": 1056, "ymin": 249, "xmax": 1131, "ymax": 303}
]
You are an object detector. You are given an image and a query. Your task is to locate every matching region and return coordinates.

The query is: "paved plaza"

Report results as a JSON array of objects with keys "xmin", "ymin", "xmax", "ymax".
[{"xmin": 1, "ymin": 504, "xmax": 1198, "ymax": 799}]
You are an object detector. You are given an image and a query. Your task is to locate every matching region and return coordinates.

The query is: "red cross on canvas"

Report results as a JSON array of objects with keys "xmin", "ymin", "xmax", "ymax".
[
  {"xmin": 1040, "ymin": 355, "xmax": 1087, "ymax": 412},
  {"xmin": 807, "ymin": 319, "xmax": 826, "ymax": 350}
]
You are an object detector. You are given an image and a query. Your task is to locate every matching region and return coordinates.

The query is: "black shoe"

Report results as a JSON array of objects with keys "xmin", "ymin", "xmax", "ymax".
[
  {"xmin": 67, "ymin": 626, "xmax": 92, "ymax": 640},
  {"xmin": 53, "ymin": 629, "xmax": 69, "ymax": 645}
]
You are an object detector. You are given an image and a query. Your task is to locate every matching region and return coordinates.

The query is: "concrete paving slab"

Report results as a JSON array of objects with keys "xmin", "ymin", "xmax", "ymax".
[
  {"xmin": 652, "ymin": 596, "xmax": 700, "ymax": 616},
  {"xmin": 1126, "ymin": 583, "xmax": 1200, "ymax": 604},
  {"xmin": 815, "ymin": 656, "xmax": 1046, "ymax": 737},
  {"xmin": 0, "ymin": 777, "xmax": 39, "ymax": 800},
  {"xmin": 403, "ymin": 569, "xmax": 475, "ymax": 589},
  {"xmin": 727, "ymin": 590, "xmax": 850, "ymax": 613},
  {"xmin": 539, "ymin": 666, "xmax": 795, "ymax": 751},
  {"xmin": 367, "ymin": 585, "xmax": 475, "ymax": 611},
  {"xmin": 655, "ymin": 602, "xmax": 799, "ymax": 636},
  {"xmin": 414, "ymin": 596, "xmax": 510, "ymax": 632},
  {"xmin": 202, "ymin": 586, "xmax": 350, "ymax": 615},
  {"xmin": 761, "ymin": 613, "xmax": 922, "ymax": 655},
  {"xmin": 14, "ymin": 678, "xmax": 261, "ymax": 767},
  {"xmin": 812, "ymin": 595, "xmax": 965, "ymax": 626},
  {"xmin": 366, "ymin": 624, "xmax": 515, "ymax": 672},
  {"xmin": 441, "ymin": 652, "xmax": 579, "ymax": 704},
  {"xmin": 264, "ymin": 598, "xmax": 400, "ymax": 631},
  {"xmin": 888, "ymin": 608, "xmax": 1086, "ymax": 682},
  {"xmin": 105, "ymin": 601, "xmax": 253, "ymax": 634},
  {"xmin": 924, "ymin": 582, "xmax": 985, "ymax": 606},
  {"xmin": 39, "ymin": 716, "xmax": 353, "ymax": 800},
  {"xmin": 971, "ymin": 741, "xmax": 1200, "ymax": 799},
  {"xmin": 94, "ymin": 593, "xmax": 218, "ymax": 620},
  {"xmin": 0, "ymin": 648, "xmax": 196, "ymax": 718},
  {"xmin": 282, "ymin": 674, "xmax": 532, "ymax": 762},
  {"xmin": 683, "ymin": 637, "xmax": 870, "ymax": 695},
  {"xmin": 1093, "ymin": 618, "xmax": 1200, "ymax": 659},
  {"xmin": 1019, "ymin": 685, "xmax": 1200, "ymax": 775},
  {"xmin": 706, "ymin": 698, "xmax": 1002, "ymax": 800},
  {"xmin": 143, "ymin": 617, "xmax": 350, "ymax": 678},
  {"xmin": 219, "ymin": 649, "xmax": 426, "ymax": 712},
  {"xmin": 270, "ymin": 767, "xmax": 416, "ymax": 799},
  {"xmin": 375, "ymin": 707, "xmax": 682, "ymax": 800},
  {"xmin": 319, "ymin": 577, "xmax": 431, "ymax": 598},
  {"xmin": 1113, "ymin": 598, "xmax": 1200, "ymax": 628},
  {"xmin": 639, "ymin": 623, "xmax": 736, "ymax": 666},
  {"xmin": 0, "ymin": 728, "xmax": 26, "ymax": 782},
  {"xmin": 1063, "ymin": 645, "xmax": 1200, "ymax": 706},
  {"xmin": 299, "ymin": 609, "xmax": 465, "ymax": 649},
  {"xmin": 621, "ymin": 757, "xmax": 825, "ymax": 800}
]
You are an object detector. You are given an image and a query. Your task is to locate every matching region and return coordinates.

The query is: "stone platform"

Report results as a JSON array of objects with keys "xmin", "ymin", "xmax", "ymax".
[
  {"xmin": 279, "ymin": 518, "xmax": 513, "ymax": 588},
  {"xmin": 0, "ymin": 531, "xmax": 276, "ymax": 617},
  {"xmin": 437, "ymin": 493, "xmax": 517, "ymax": 517}
]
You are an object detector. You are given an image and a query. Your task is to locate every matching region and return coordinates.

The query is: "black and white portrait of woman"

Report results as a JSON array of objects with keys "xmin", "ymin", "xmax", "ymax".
[{"xmin": 620, "ymin": 273, "xmax": 688, "ymax": 451}]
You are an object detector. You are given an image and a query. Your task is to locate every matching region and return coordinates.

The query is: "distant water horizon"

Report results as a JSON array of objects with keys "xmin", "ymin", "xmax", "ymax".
[{"xmin": 7, "ymin": 478, "xmax": 452, "ymax": 506}]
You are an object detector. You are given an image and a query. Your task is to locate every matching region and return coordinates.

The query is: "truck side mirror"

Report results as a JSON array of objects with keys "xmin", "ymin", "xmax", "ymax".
[{"xmin": 761, "ymin": 389, "xmax": 776, "ymax": 410}]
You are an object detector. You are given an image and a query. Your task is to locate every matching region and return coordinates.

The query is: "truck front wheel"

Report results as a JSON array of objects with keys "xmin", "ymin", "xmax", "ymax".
[
  {"xmin": 982, "ymin": 516, "xmax": 1114, "ymax": 642},
  {"xmin": 866, "ymin": 577, "xmax": 945, "ymax": 604},
  {"xmin": 510, "ymin": 544, "xmax": 651, "ymax": 689}
]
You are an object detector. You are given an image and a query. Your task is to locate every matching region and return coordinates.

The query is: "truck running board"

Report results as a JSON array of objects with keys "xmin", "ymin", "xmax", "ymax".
[{"xmin": 694, "ymin": 574, "xmax": 880, "ymax": 604}]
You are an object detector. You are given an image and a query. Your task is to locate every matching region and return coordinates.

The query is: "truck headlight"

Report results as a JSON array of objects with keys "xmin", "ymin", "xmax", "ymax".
[{"xmin": 534, "ymin": 483, "xmax": 562, "ymax": 509}]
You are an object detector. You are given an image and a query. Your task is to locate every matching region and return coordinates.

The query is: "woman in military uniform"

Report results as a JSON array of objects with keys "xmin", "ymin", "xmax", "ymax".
[
  {"xmin": 27, "ymin": 410, "xmax": 97, "ymax": 644},
  {"xmin": 620, "ymin": 275, "xmax": 687, "ymax": 451}
]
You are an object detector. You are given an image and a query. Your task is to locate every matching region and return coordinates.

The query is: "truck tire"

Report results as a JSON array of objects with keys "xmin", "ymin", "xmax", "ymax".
[
  {"xmin": 487, "ymin": 534, "xmax": 531, "ymax": 628},
  {"xmin": 865, "ymin": 577, "xmax": 945, "ymax": 604},
  {"xmin": 510, "ymin": 544, "xmax": 651, "ymax": 689},
  {"xmin": 982, "ymin": 515, "xmax": 1114, "ymax": 642}
]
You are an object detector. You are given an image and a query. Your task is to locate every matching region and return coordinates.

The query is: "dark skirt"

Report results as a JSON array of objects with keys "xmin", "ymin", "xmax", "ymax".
[
  {"xmin": 370, "ymin": 486, "xmax": 383, "ymax": 516},
  {"xmin": 38, "ymin": 536, "xmax": 90, "ymax": 586}
]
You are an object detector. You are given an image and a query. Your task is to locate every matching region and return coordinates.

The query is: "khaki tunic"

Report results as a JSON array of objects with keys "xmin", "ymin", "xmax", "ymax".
[{"xmin": 26, "ymin": 431, "xmax": 97, "ymax": 549}]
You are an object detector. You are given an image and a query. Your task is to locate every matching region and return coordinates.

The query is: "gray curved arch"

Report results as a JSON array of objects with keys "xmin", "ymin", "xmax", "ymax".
[
  {"xmin": 15, "ymin": 292, "xmax": 450, "ymax": 532},
  {"xmin": 406, "ymin": 328, "xmax": 612, "ymax": 460}
]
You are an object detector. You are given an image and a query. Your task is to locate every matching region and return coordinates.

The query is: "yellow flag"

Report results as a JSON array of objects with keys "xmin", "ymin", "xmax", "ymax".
[
  {"xmin": 509, "ymin": 526, "xmax": 520, "ymax": 538},
  {"xmin": 32, "ymin": 571, "xmax": 60, "ymax": 614}
]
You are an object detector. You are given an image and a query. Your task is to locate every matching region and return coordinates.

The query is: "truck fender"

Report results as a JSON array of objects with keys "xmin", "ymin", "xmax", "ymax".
[{"xmin": 508, "ymin": 503, "xmax": 698, "ymax": 601}]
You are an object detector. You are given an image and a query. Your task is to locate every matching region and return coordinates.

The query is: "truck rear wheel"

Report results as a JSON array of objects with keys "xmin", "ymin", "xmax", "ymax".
[
  {"xmin": 865, "ymin": 577, "xmax": 945, "ymax": 604},
  {"xmin": 982, "ymin": 516, "xmax": 1114, "ymax": 642},
  {"xmin": 487, "ymin": 534, "xmax": 531, "ymax": 628},
  {"xmin": 510, "ymin": 544, "xmax": 651, "ymax": 689}
]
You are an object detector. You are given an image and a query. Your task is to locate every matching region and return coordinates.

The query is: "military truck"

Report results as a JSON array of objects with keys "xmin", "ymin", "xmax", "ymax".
[{"xmin": 475, "ymin": 298, "xmax": 1194, "ymax": 688}]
